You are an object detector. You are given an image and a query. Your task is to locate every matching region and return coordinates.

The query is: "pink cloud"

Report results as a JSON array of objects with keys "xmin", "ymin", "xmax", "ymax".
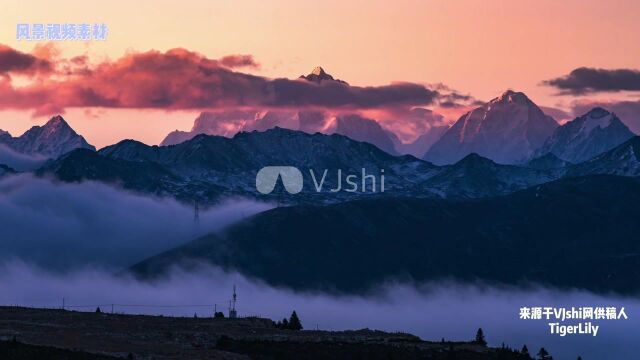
[{"xmin": 0, "ymin": 44, "xmax": 439, "ymax": 116}]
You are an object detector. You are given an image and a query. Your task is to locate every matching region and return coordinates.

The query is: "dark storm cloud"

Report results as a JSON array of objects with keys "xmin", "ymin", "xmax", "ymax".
[
  {"xmin": 543, "ymin": 67, "xmax": 640, "ymax": 95},
  {"xmin": 0, "ymin": 44, "xmax": 52, "ymax": 75},
  {"xmin": 428, "ymin": 83, "xmax": 482, "ymax": 108},
  {"xmin": 269, "ymin": 78, "xmax": 437, "ymax": 107}
]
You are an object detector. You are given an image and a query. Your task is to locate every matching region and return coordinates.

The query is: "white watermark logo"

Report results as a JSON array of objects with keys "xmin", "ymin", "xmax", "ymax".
[
  {"xmin": 256, "ymin": 166, "xmax": 304, "ymax": 194},
  {"xmin": 256, "ymin": 167, "xmax": 385, "ymax": 194}
]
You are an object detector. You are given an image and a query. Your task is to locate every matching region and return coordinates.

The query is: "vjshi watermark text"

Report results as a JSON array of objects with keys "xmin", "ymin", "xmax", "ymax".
[{"xmin": 519, "ymin": 306, "xmax": 628, "ymax": 337}]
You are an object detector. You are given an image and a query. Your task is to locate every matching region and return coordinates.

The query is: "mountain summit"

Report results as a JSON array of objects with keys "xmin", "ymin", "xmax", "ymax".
[
  {"xmin": 533, "ymin": 107, "xmax": 635, "ymax": 163},
  {"xmin": 299, "ymin": 66, "xmax": 347, "ymax": 84},
  {"xmin": 0, "ymin": 115, "xmax": 95, "ymax": 159},
  {"xmin": 424, "ymin": 90, "xmax": 558, "ymax": 164}
]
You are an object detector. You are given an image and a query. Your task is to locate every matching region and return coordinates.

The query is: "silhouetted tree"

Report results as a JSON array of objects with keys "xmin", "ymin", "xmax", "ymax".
[
  {"xmin": 193, "ymin": 313, "xmax": 198, "ymax": 318},
  {"xmin": 537, "ymin": 347, "xmax": 552, "ymax": 360},
  {"xmin": 289, "ymin": 311, "xmax": 303, "ymax": 330},
  {"xmin": 475, "ymin": 328, "xmax": 487, "ymax": 346},
  {"xmin": 95, "ymin": 307, "xmax": 102, "ymax": 313},
  {"xmin": 577, "ymin": 357, "xmax": 582, "ymax": 360},
  {"xmin": 521, "ymin": 345, "xmax": 530, "ymax": 356},
  {"xmin": 214, "ymin": 311, "xmax": 225, "ymax": 318},
  {"xmin": 282, "ymin": 318, "xmax": 289, "ymax": 329}
]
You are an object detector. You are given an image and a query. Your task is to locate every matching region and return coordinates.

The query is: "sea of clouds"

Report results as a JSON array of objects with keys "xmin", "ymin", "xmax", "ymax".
[{"xmin": 0, "ymin": 174, "xmax": 638, "ymax": 360}]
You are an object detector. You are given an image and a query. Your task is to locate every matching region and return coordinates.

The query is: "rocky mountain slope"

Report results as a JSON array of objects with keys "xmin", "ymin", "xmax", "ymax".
[
  {"xmin": 534, "ymin": 107, "xmax": 635, "ymax": 163},
  {"xmin": 0, "ymin": 115, "xmax": 95, "ymax": 159},
  {"xmin": 425, "ymin": 90, "xmax": 558, "ymax": 164},
  {"xmin": 132, "ymin": 175, "xmax": 640, "ymax": 295}
]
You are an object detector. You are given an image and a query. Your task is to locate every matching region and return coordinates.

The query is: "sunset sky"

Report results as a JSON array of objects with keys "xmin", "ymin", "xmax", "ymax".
[{"xmin": 2, "ymin": 0, "xmax": 640, "ymax": 147}]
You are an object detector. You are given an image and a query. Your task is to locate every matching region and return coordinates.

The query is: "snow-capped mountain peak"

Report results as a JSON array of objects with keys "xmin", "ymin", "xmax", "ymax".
[
  {"xmin": 299, "ymin": 66, "xmax": 347, "ymax": 84},
  {"xmin": 424, "ymin": 90, "xmax": 558, "ymax": 164},
  {"xmin": 533, "ymin": 107, "xmax": 634, "ymax": 163},
  {"xmin": 311, "ymin": 66, "xmax": 326, "ymax": 76},
  {"xmin": 577, "ymin": 107, "xmax": 615, "ymax": 133},
  {"xmin": 492, "ymin": 89, "xmax": 532, "ymax": 106},
  {"xmin": 0, "ymin": 115, "xmax": 95, "ymax": 159}
]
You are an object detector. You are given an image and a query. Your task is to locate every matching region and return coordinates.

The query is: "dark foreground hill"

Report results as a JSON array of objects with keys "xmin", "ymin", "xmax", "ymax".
[
  {"xmin": 0, "ymin": 307, "xmax": 530, "ymax": 360},
  {"xmin": 132, "ymin": 175, "xmax": 640, "ymax": 295},
  {"xmin": 0, "ymin": 339, "xmax": 120, "ymax": 360}
]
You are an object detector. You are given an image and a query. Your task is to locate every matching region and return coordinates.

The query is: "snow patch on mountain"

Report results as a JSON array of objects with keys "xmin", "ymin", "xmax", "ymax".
[
  {"xmin": 533, "ymin": 107, "xmax": 634, "ymax": 163},
  {"xmin": 424, "ymin": 90, "xmax": 558, "ymax": 165},
  {"xmin": 0, "ymin": 115, "xmax": 95, "ymax": 159}
]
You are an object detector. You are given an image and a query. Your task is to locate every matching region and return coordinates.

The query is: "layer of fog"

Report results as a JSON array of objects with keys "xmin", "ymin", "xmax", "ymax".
[
  {"xmin": 0, "ymin": 174, "xmax": 273, "ymax": 270},
  {"xmin": 0, "ymin": 144, "xmax": 47, "ymax": 171},
  {"xmin": 0, "ymin": 262, "xmax": 637, "ymax": 360}
]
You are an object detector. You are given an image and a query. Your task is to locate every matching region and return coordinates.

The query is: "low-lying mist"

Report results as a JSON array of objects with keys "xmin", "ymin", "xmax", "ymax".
[
  {"xmin": 1, "ymin": 174, "xmax": 638, "ymax": 360},
  {"xmin": 0, "ymin": 174, "xmax": 273, "ymax": 270},
  {"xmin": 0, "ymin": 262, "xmax": 637, "ymax": 360},
  {"xmin": 0, "ymin": 144, "xmax": 47, "ymax": 171}
]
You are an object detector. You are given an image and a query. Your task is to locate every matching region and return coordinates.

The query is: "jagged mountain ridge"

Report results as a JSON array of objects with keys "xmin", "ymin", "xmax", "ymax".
[
  {"xmin": 5, "ymin": 107, "xmax": 635, "ymax": 206},
  {"xmin": 425, "ymin": 153, "xmax": 556, "ymax": 198},
  {"xmin": 161, "ymin": 109, "xmax": 401, "ymax": 155},
  {"xmin": 160, "ymin": 67, "xmax": 440, "ymax": 156},
  {"xmin": 100, "ymin": 128, "xmax": 563, "ymax": 200},
  {"xmin": 526, "ymin": 153, "xmax": 572, "ymax": 170},
  {"xmin": 37, "ymin": 128, "xmax": 564, "ymax": 205},
  {"xmin": 42, "ymin": 128, "xmax": 441, "ymax": 204},
  {"xmin": 0, "ymin": 115, "xmax": 95, "ymax": 159},
  {"xmin": 567, "ymin": 136, "xmax": 640, "ymax": 177},
  {"xmin": 299, "ymin": 66, "xmax": 348, "ymax": 84},
  {"xmin": 534, "ymin": 107, "xmax": 635, "ymax": 163},
  {"xmin": 425, "ymin": 90, "xmax": 559, "ymax": 165}
]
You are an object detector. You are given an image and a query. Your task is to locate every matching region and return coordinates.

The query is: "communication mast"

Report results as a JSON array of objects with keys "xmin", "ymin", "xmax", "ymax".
[{"xmin": 228, "ymin": 285, "xmax": 237, "ymax": 318}]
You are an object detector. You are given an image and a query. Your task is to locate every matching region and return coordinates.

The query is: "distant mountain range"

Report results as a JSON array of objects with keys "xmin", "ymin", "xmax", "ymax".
[
  {"xmin": 156, "ymin": 75, "xmax": 639, "ymax": 165},
  {"xmin": 0, "ymin": 86, "xmax": 636, "ymax": 206},
  {"xmin": 31, "ymin": 123, "xmax": 640, "ymax": 206},
  {"xmin": 0, "ymin": 88, "xmax": 639, "ymax": 297},
  {"xmin": 45, "ymin": 128, "xmax": 441, "ymax": 204},
  {"xmin": 131, "ymin": 174, "xmax": 640, "ymax": 295},
  {"xmin": 0, "ymin": 115, "xmax": 95, "ymax": 159},
  {"xmin": 394, "ymin": 124, "xmax": 450, "ymax": 158},
  {"xmin": 160, "ymin": 67, "xmax": 450, "ymax": 157},
  {"xmin": 161, "ymin": 109, "xmax": 402, "ymax": 155}
]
